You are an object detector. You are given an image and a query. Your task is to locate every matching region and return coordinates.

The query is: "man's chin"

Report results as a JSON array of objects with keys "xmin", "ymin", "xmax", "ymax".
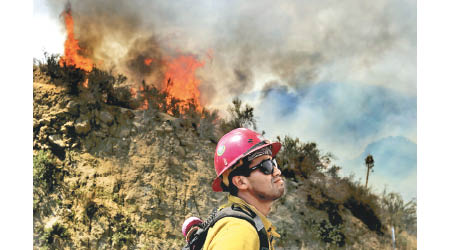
[
  {"xmin": 273, "ymin": 186, "xmax": 285, "ymax": 200},
  {"xmin": 277, "ymin": 181, "xmax": 285, "ymax": 194},
  {"xmin": 279, "ymin": 186, "xmax": 285, "ymax": 197}
]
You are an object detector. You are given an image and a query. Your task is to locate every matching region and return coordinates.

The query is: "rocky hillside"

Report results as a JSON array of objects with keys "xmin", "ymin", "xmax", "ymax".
[{"xmin": 33, "ymin": 64, "xmax": 416, "ymax": 249}]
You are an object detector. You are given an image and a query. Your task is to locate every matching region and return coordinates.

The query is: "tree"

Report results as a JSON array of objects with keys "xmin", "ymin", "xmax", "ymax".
[{"xmin": 365, "ymin": 154, "xmax": 375, "ymax": 188}]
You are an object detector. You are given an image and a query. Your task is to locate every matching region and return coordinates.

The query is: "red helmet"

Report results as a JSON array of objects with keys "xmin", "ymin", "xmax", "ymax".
[{"xmin": 212, "ymin": 128, "xmax": 282, "ymax": 192}]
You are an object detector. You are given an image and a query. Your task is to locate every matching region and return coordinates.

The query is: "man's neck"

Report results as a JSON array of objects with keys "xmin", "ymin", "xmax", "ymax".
[{"xmin": 237, "ymin": 192, "xmax": 273, "ymax": 216}]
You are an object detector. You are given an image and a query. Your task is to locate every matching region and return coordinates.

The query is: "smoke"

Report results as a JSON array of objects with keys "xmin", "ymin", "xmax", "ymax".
[
  {"xmin": 339, "ymin": 136, "xmax": 417, "ymax": 201},
  {"xmin": 253, "ymin": 81, "xmax": 417, "ymax": 199},
  {"xmin": 43, "ymin": 0, "xmax": 416, "ymax": 106},
  {"xmin": 256, "ymin": 82, "xmax": 416, "ymax": 157},
  {"xmin": 41, "ymin": 0, "xmax": 416, "ymax": 201}
]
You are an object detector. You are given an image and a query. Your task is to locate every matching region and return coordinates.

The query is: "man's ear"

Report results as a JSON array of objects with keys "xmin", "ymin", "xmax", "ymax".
[{"xmin": 231, "ymin": 175, "xmax": 248, "ymax": 190}]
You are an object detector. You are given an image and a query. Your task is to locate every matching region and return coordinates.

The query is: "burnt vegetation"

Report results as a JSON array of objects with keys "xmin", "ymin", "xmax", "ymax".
[
  {"xmin": 34, "ymin": 53, "xmax": 259, "ymax": 144},
  {"xmin": 33, "ymin": 55, "xmax": 416, "ymax": 249}
]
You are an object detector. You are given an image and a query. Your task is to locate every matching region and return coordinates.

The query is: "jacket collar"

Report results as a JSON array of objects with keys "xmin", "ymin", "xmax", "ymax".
[{"xmin": 221, "ymin": 194, "xmax": 280, "ymax": 238}]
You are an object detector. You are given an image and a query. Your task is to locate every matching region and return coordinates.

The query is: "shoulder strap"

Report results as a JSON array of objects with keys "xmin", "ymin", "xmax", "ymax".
[
  {"xmin": 183, "ymin": 205, "xmax": 270, "ymax": 250},
  {"xmin": 210, "ymin": 204, "xmax": 270, "ymax": 250}
]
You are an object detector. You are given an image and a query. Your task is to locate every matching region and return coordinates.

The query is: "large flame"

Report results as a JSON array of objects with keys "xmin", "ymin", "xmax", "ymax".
[
  {"xmin": 58, "ymin": 5, "xmax": 206, "ymax": 112},
  {"xmin": 163, "ymin": 55, "xmax": 204, "ymax": 112},
  {"xmin": 59, "ymin": 6, "xmax": 93, "ymax": 72}
]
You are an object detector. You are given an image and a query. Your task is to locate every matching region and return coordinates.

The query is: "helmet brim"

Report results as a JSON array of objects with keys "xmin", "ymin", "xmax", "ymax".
[{"xmin": 212, "ymin": 141, "xmax": 282, "ymax": 192}]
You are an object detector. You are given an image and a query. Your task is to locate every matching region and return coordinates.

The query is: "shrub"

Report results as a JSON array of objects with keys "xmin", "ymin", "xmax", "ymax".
[
  {"xmin": 148, "ymin": 219, "xmax": 164, "ymax": 235},
  {"xmin": 314, "ymin": 219, "xmax": 345, "ymax": 247},
  {"xmin": 379, "ymin": 190, "xmax": 416, "ymax": 236},
  {"xmin": 39, "ymin": 222, "xmax": 70, "ymax": 249},
  {"xmin": 111, "ymin": 213, "xmax": 137, "ymax": 248},
  {"xmin": 38, "ymin": 53, "xmax": 87, "ymax": 95},
  {"xmin": 276, "ymin": 135, "xmax": 332, "ymax": 179},
  {"xmin": 220, "ymin": 97, "xmax": 257, "ymax": 133},
  {"xmin": 33, "ymin": 150, "xmax": 58, "ymax": 192},
  {"xmin": 326, "ymin": 165, "xmax": 342, "ymax": 178},
  {"xmin": 37, "ymin": 53, "xmax": 63, "ymax": 80},
  {"xmin": 137, "ymin": 81, "xmax": 172, "ymax": 113}
]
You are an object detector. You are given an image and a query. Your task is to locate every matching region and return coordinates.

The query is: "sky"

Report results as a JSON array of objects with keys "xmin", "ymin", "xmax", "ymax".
[{"xmin": 31, "ymin": 0, "xmax": 417, "ymax": 200}]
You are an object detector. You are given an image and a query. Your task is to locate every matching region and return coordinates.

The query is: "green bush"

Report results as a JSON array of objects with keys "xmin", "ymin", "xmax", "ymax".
[
  {"xmin": 326, "ymin": 165, "xmax": 342, "ymax": 178},
  {"xmin": 379, "ymin": 190, "xmax": 416, "ymax": 236},
  {"xmin": 111, "ymin": 213, "xmax": 137, "ymax": 248},
  {"xmin": 220, "ymin": 97, "xmax": 257, "ymax": 133},
  {"xmin": 33, "ymin": 150, "xmax": 58, "ymax": 192},
  {"xmin": 276, "ymin": 135, "xmax": 333, "ymax": 179},
  {"xmin": 314, "ymin": 220, "xmax": 345, "ymax": 247},
  {"xmin": 148, "ymin": 219, "xmax": 164, "ymax": 235},
  {"xmin": 39, "ymin": 222, "xmax": 70, "ymax": 249}
]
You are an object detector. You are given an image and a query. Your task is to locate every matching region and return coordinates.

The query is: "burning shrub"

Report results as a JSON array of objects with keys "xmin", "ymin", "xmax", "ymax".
[{"xmin": 135, "ymin": 80, "xmax": 170, "ymax": 112}]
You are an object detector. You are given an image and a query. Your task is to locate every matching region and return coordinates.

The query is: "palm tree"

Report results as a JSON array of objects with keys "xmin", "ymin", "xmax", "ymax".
[{"xmin": 365, "ymin": 154, "xmax": 375, "ymax": 188}]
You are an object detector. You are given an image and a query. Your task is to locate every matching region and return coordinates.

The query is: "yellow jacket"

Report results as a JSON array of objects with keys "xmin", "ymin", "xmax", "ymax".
[{"xmin": 203, "ymin": 195, "xmax": 280, "ymax": 250}]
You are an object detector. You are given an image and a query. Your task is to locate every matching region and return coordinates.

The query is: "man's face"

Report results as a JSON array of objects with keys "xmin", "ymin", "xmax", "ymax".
[{"xmin": 245, "ymin": 154, "xmax": 285, "ymax": 201}]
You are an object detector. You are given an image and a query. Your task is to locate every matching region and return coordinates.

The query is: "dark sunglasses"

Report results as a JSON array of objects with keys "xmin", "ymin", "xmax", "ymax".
[{"xmin": 248, "ymin": 158, "xmax": 278, "ymax": 175}]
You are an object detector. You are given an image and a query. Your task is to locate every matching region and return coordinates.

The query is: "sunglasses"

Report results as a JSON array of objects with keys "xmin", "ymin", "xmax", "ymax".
[{"xmin": 248, "ymin": 158, "xmax": 278, "ymax": 175}]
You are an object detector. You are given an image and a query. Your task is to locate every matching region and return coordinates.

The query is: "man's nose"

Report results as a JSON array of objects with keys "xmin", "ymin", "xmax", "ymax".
[{"xmin": 272, "ymin": 164, "xmax": 282, "ymax": 177}]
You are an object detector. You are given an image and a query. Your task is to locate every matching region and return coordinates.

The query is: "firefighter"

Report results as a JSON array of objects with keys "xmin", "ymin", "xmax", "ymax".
[{"xmin": 204, "ymin": 128, "xmax": 285, "ymax": 250}]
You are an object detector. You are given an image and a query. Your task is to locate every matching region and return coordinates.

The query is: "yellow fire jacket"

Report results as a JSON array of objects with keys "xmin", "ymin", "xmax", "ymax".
[{"xmin": 203, "ymin": 195, "xmax": 280, "ymax": 250}]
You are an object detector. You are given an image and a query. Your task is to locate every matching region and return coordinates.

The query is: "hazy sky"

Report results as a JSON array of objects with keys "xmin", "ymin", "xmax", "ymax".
[{"xmin": 33, "ymin": 0, "xmax": 417, "ymax": 201}]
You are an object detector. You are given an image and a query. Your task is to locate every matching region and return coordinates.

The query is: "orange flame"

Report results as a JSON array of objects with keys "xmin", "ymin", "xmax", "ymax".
[
  {"xmin": 82, "ymin": 79, "xmax": 89, "ymax": 88},
  {"xmin": 138, "ymin": 85, "xmax": 149, "ymax": 110},
  {"xmin": 130, "ymin": 87, "xmax": 137, "ymax": 99},
  {"xmin": 59, "ymin": 6, "xmax": 93, "ymax": 72},
  {"xmin": 144, "ymin": 58, "xmax": 153, "ymax": 66},
  {"xmin": 140, "ymin": 99, "xmax": 149, "ymax": 110},
  {"xmin": 163, "ymin": 55, "xmax": 204, "ymax": 112},
  {"xmin": 130, "ymin": 86, "xmax": 149, "ymax": 110}
]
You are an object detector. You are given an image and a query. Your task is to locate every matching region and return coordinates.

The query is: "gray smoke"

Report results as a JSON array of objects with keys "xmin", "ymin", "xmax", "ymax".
[{"xmin": 44, "ymin": 0, "xmax": 416, "ymax": 106}]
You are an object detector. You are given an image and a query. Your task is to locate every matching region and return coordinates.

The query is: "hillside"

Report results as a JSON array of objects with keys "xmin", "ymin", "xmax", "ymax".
[{"xmin": 33, "ymin": 63, "xmax": 416, "ymax": 249}]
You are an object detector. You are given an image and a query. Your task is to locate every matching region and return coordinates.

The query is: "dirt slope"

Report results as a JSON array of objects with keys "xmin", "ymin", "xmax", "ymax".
[{"xmin": 33, "ymin": 68, "xmax": 412, "ymax": 249}]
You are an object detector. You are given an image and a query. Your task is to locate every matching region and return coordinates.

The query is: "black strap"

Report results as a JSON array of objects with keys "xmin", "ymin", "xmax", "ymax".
[
  {"xmin": 184, "ymin": 204, "xmax": 271, "ymax": 250},
  {"xmin": 243, "ymin": 140, "xmax": 269, "ymax": 156},
  {"xmin": 253, "ymin": 215, "xmax": 270, "ymax": 250},
  {"xmin": 213, "ymin": 204, "xmax": 270, "ymax": 250}
]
